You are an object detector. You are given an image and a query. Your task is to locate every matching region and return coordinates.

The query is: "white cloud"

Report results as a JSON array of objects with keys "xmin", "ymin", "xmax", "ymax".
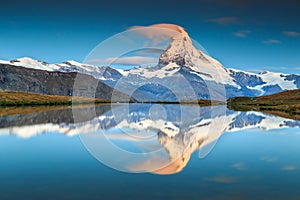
[
  {"xmin": 105, "ymin": 56, "xmax": 158, "ymax": 65},
  {"xmin": 281, "ymin": 165, "xmax": 298, "ymax": 171},
  {"xmin": 260, "ymin": 156, "xmax": 278, "ymax": 163},
  {"xmin": 283, "ymin": 31, "xmax": 300, "ymax": 37},
  {"xmin": 262, "ymin": 39, "xmax": 282, "ymax": 45},
  {"xmin": 231, "ymin": 162, "xmax": 247, "ymax": 170},
  {"xmin": 233, "ymin": 30, "xmax": 251, "ymax": 38}
]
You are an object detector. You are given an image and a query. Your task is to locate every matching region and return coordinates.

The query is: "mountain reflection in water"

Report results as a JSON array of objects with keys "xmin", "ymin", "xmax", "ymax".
[{"xmin": 0, "ymin": 104, "xmax": 299, "ymax": 174}]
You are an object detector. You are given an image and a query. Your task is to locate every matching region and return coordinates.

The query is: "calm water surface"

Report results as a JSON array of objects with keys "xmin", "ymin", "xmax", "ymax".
[{"xmin": 0, "ymin": 104, "xmax": 300, "ymax": 200}]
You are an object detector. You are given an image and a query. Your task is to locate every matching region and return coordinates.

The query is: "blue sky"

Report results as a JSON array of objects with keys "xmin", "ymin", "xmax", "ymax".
[{"xmin": 0, "ymin": 0, "xmax": 299, "ymax": 74}]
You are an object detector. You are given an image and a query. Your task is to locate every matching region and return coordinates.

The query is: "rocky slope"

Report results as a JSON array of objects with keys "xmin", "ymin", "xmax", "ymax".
[{"xmin": 0, "ymin": 63, "xmax": 132, "ymax": 101}]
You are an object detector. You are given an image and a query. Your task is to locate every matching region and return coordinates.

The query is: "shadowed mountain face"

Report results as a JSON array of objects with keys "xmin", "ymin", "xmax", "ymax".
[
  {"xmin": 0, "ymin": 64, "xmax": 132, "ymax": 101},
  {"xmin": 0, "ymin": 104, "xmax": 299, "ymax": 174}
]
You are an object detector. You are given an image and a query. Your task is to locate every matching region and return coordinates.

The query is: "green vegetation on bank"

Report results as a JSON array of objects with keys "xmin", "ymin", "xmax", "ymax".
[{"xmin": 227, "ymin": 89, "xmax": 300, "ymax": 119}]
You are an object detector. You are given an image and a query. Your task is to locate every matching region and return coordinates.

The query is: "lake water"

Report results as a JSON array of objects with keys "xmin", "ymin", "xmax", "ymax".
[{"xmin": 0, "ymin": 104, "xmax": 300, "ymax": 200}]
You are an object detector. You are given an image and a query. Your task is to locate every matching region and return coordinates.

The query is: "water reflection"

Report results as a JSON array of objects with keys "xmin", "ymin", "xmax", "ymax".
[{"xmin": 0, "ymin": 104, "xmax": 299, "ymax": 174}]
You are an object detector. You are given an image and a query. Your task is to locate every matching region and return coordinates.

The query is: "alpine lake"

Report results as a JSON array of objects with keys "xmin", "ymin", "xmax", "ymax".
[{"xmin": 0, "ymin": 103, "xmax": 299, "ymax": 200}]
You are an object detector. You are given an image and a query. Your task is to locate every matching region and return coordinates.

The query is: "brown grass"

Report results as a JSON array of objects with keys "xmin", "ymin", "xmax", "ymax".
[
  {"xmin": 0, "ymin": 90, "xmax": 111, "ymax": 106},
  {"xmin": 0, "ymin": 103, "xmax": 114, "ymax": 117}
]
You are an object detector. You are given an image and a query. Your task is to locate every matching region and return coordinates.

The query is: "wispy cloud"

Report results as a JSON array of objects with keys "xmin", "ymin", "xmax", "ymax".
[
  {"xmin": 233, "ymin": 30, "xmax": 251, "ymax": 38},
  {"xmin": 283, "ymin": 31, "xmax": 300, "ymax": 37},
  {"xmin": 207, "ymin": 17, "xmax": 239, "ymax": 25},
  {"xmin": 281, "ymin": 165, "xmax": 298, "ymax": 171},
  {"xmin": 264, "ymin": 66, "xmax": 288, "ymax": 71},
  {"xmin": 262, "ymin": 39, "xmax": 282, "ymax": 45},
  {"xmin": 105, "ymin": 56, "xmax": 158, "ymax": 65},
  {"xmin": 86, "ymin": 56, "xmax": 158, "ymax": 66},
  {"xmin": 129, "ymin": 23, "xmax": 184, "ymax": 34},
  {"xmin": 134, "ymin": 48, "xmax": 164, "ymax": 56},
  {"xmin": 205, "ymin": 175, "xmax": 238, "ymax": 183},
  {"xmin": 231, "ymin": 162, "xmax": 247, "ymax": 170},
  {"xmin": 127, "ymin": 23, "xmax": 186, "ymax": 45},
  {"xmin": 260, "ymin": 157, "xmax": 278, "ymax": 163}
]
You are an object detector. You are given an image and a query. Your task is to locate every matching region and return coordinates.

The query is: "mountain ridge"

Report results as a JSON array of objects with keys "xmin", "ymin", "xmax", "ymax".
[
  {"xmin": 1, "ymin": 28, "xmax": 299, "ymax": 100},
  {"xmin": 0, "ymin": 63, "xmax": 133, "ymax": 101}
]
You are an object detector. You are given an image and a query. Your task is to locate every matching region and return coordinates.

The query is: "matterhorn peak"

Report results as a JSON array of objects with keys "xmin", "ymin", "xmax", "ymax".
[
  {"xmin": 177, "ymin": 26, "xmax": 186, "ymax": 34},
  {"xmin": 158, "ymin": 27, "xmax": 194, "ymax": 66},
  {"xmin": 159, "ymin": 24, "xmax": 214, "ymax": 66},
  {"xmin": 174, "ymin": 26, "xmax": 189, "ymax": 37},
  {"xmin": 158, "ymin": 25, "xmax": 238, "ymax": 86}
]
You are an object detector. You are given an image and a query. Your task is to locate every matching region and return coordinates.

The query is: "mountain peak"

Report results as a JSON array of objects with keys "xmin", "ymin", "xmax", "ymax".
[
  {"xmin": 259, "ymin": 71, "xmax": 270, "ymax": 75},
  {"xmin": 14, "ymin": 57, "xmax": 39, "ymax": 64},
  {"xmin": 64, "ymin": 60, "xmax": 86, "ymax": 67},
  {"xmin": 158, "ymin": 27, "xmax": 238, "ymax": 86},
  {"xmin": 159, "ymin": 29, "xmax": 197, "ymax": 66},
  {"xmin": 7, "ymin": 57, "xmax": 60, "ymax": 71}
]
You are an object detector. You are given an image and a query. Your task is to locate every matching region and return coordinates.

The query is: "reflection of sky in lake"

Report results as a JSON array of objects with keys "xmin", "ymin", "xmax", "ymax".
[
  {"xmin": 1, "ymin": 128, "xmax": 300, "ymax": 199},
  {"xmin": 0, "ymin": 105, "xmax": 300, "ymax": 199}
]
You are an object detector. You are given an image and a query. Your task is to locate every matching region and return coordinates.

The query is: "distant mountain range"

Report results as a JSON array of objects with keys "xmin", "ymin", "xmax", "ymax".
[{"xmin": 0, "ymin": 27, "xmax": 299, "ymax": 101}]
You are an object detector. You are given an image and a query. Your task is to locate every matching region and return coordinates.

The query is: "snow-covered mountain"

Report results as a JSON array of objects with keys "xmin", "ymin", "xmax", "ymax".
[
  {"xmin": 1, "ymin": 26, "xmax": 299, "ymax": 100},
  {"xmin": 228, "ymin": 68, "xmax": 299, "ymax": 96},
  {"xmin": 158, "ymin": 27, "xmax": 238, "ymax": 86},
  {"xmin": 0, "ymin": 57, "xmax": 122, "ymax": 81}
]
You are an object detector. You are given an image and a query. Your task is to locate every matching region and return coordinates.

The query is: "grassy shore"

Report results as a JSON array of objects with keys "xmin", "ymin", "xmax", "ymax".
[
  {"xmin": 0, "ymin": 103, "xmax": 114, "ymax": 117},
  {"xmin": 0, "ymin": 90, "xmax": 225, "ymax": 107},
  {"xmin": 0, "ymin": 90, "xmax": 111, "ymax": 106},
  {"xmin": 139, "ymin": 99, "xmax": 225, "ymax": 106},
  {"xmin": 227, "ymin": 89, "xmax": 300, "ymax": 119}
]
